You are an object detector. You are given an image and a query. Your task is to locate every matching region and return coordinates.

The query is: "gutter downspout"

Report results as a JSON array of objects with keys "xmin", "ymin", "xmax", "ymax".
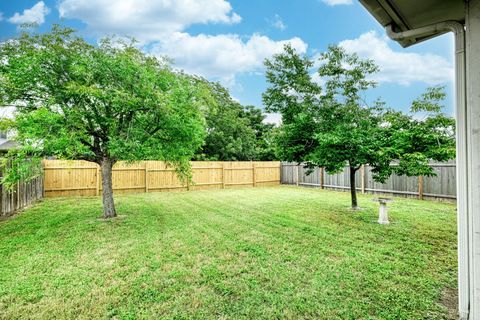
[{"xmin": 386, "ymin": 21, "xmax": 469, "ymax": 320}]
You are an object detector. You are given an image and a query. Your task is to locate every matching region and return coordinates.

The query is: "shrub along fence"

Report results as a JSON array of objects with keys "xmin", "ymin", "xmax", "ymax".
[
  {"xmin": 281, "ymin": 161, "xmax": 456, "ymax": 200},
  {"xmin": 0, "ymin": 161, "xmax": 44, "ymax": 216},
  {"xmin": 43, "ymin": 160, "xmax": 281, "ymax": 198}
]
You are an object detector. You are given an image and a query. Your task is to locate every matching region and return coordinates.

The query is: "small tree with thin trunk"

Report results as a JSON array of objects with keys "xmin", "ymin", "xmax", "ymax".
[
  {"xmin": 264, "ymin": 45, "xmax": 455, "ymax": 209},
  {"xmin": 0, "ymin": 26, "xmax": 207, "ymax": 218},
  {"xmin": 313, "ymin": 46, "xmax": 381, "ymax": 209},
  {"xmin": 263, "ymin": 45, "xmax": 380, "ymax": 209}
]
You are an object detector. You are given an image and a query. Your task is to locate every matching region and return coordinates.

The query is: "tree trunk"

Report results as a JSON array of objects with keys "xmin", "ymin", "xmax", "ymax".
[
  {"xmin": 100, "ymin": 158, "xmax": 117, "ymax": 218},
  {"xmin": 349, "ymin": 166, "xmax": 359, "ymax": 210}
]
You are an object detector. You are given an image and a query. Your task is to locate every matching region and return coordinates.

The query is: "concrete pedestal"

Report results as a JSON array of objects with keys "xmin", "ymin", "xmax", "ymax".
[
  {"xmin": 378, "ymin": 202, "xmax": 389, "ymax": 225},
  {"xmin": 373, "ymin": 198, "xmax": 392, "ymax": 225}
]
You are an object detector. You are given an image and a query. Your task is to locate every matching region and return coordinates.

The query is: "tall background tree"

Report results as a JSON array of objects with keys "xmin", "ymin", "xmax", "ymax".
[
  {"xmin": 194, "ymin": 81, "xmax": 277, "ymax": 161},
  {"xmin": 263, "ymin": 45, "xmax": 455, "ymax": 209},
  {"xmin": 241, "ymin": 105, "xmax": 277, "ymax": 161},
  {"xmin": 0, "ymin": 26, "xmax": 207, "ymax": 218}
]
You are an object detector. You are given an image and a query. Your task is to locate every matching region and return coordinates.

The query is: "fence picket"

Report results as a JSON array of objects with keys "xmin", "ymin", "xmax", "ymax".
[
  {"xmin": 42, "ymin": 160, "xmax": 281, "ymax": 198},
  {"xmin": 281, "ymin": 161, "xmax": 457, "ymax": 200},
  {"xmin": 0, "ymin": 161, "xmax": 44, "ymax": 216}
]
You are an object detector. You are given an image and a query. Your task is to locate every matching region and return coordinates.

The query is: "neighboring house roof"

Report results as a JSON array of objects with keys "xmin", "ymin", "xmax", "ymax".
[
  {"xmin": 359, "ymin": 0, "xmax": 465, "ymax": 47},
  {"xmin": 0, "ymin": 139, "xmax": 17, "ymax": 151}
]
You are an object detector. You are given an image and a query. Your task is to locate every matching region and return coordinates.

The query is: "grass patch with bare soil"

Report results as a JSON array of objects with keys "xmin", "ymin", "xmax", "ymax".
[{"xmin": 0, "ymin": 186, "xmax": 457, "ymax": 319}]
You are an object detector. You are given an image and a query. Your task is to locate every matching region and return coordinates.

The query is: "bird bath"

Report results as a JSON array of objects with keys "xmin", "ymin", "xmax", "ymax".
[{"xmin": 372, "ymin": 197, "xmax": 393, "ymax": 225}]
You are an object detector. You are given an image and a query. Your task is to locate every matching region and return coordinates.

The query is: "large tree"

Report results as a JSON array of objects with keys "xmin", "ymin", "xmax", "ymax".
[
  {"xmin": 194, "ymin": 81, "xmax": 275, "ymax": 161},
  {"xmin": 240, "ymin": 105, "xmax": 277, "ymax": 161},
  {"xmin": 0, "ymin": 26, "xmax": 207, "ymax": 218},
  {"xmin": 264, "ymin": 45, "xmax": 455, "ymax": 209}
]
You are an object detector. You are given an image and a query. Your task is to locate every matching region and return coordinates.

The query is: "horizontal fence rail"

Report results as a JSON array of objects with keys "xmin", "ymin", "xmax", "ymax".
[
  {"xmin": 43, "ymin": 160, "xmax": 281, "ymax": 198},
  {"xmin": 0, "ymin": 162, "xmax": 44, "ymax": 216},
  {"xmin": 281, "ymin": 161, "xmax": 456, "ymax": 200}
]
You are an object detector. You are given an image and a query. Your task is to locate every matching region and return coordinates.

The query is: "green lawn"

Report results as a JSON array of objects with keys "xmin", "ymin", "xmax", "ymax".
[{"xmin": 0, "ymin": 186, "xmax": 457, "ymax": 319}]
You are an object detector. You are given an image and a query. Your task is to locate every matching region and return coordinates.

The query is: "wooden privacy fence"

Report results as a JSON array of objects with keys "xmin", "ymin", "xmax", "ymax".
[
  {"xmin": 43, "ymin": 160, "xmax": 281, "ymax": 198},
  {"xmin": 0, "ymin": 161, "xmax": 44, "ymax": 216},
  {"xmin": 281, "ymin": 161, "xmax": 456, "ymax": 200}
]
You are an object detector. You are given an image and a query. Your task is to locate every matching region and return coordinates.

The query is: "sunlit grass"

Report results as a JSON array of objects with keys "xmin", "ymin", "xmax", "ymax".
[{"xmin": 0, "ymin": 186, "xmax": 457, "ymax": 319}]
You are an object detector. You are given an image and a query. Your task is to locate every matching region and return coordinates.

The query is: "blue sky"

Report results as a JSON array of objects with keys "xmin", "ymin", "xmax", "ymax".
[{"xmin": 0, "ymin": 0, "xmax": 454, "ymax": 123}]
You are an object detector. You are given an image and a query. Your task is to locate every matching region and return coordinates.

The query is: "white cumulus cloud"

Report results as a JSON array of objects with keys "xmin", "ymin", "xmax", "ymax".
[
  {"xmin": 150, "ymin": 32, "xmax": 308, "ymax": 86},
  {"xmin": 8, "ymin": 1, "xmax": 50, "ymax": 25},
  {"xmin": 58, "ymin": 0, "xmax": 241, "ymax": 42},
  {"xmin": 321, "ymin": 0, "xmax": 353, "ymax": 6},
  {"xmin": 57, "ymin": 0, "xmax": 309, "ymax": 88},
  {"xmin": 339, "ymin": 31, "xmax": 453, "ymax": 85}
]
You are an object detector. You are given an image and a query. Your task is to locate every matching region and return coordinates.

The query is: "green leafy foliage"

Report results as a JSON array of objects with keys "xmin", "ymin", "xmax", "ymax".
[
  {"xmin": 263, "ymin": 44, "xmax": 322, "ymax": 163},
  {"xmin": 371, "ymin": 87, "xmax": 455, "ymax": 181},
  {"xmin": 263, "ymin": 45, "xmax": 455, "ymax": 208},
  {"xmin": 0, "ymin": 25, "xmax": 208, "ymax": 216},
  {"xmin": 194, "ymin": 81, "xmax": 277, "ymax": 161}
]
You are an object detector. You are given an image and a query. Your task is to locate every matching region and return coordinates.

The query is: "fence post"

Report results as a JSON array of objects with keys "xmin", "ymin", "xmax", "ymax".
[
  {"xmin": 41, "ymin": 173, "xmax": 45, "ymax": 199},
  {"xmin": 361, "ymin": 165, "xmax": 366, "ymax": 194},
  {"xmin": 15, "ymin": 181, "xmax": 19, "ymax": 211},
  {"xmin": 145, "ymin": 162, "xmax": 149, "ymax": 193},
  {"xmin": 418, "ymin": 176, "xmax": 424, "ymax": 200},
  {"xmin": 320, "ymin": 167, "xmax": 324, "ymax": 189},
  {"xmin": 252, "ymin": 162, "xmax": 256, "ymax": 187},
  {"xmin": 296, "ymin": 164, "xmax": 300, "ymax": 186},
  {"xmin": 186, "ymin": 162, "xmax": 191, "ymax": 191},
  {"xmin": 222, "ymin": 162, "xmax": 226, "ymax": 189},
  {"xmin": 96, "ymin": 165, "xmax": 100, "ymax": 196}
]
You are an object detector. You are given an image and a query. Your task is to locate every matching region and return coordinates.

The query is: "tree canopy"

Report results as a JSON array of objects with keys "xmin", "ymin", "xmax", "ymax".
[
  {"xmin": 372, "ymin": 86, "xmax": 455, "ymax": 181},
  {"xmin": 194, "ymin": 81, "xmax": 277, "ymax": 161},
  {"xmin": 263, "ymin": 44, "xmax": 455, "ymax": 209},
  {"xmin": 0, "ymin": 26, "xmax": 208, "ymax": 218}
]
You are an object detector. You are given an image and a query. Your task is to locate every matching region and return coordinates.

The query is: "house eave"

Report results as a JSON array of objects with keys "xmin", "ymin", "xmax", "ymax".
[{"xmin": 359, "ymin": 0, "xmax": 465, "ymax": 47}]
